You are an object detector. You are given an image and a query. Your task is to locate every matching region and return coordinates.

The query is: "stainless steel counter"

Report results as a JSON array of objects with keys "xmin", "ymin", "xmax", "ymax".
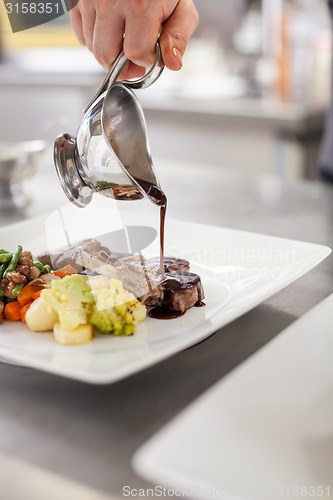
[{"xmin": 0, "ymin": 159, "xmax": 332, "ymax": 499}]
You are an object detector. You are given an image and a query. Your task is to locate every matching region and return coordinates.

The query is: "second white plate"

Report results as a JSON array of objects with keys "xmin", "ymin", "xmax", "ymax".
[{"xmin": 133, "ymin": 294, "xmax": 333, "ymax": 499}]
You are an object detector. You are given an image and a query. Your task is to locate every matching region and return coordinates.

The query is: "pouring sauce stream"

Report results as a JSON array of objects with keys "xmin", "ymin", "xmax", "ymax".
[{"xmin": 136, "ymin": 180, "xmax": 167, "ymax": 277}]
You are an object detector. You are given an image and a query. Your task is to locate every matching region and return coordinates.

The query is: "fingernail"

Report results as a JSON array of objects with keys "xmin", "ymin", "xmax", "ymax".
[{"xmin": 172, "ymin": 47, "xmax": 183, "ymax": 67}]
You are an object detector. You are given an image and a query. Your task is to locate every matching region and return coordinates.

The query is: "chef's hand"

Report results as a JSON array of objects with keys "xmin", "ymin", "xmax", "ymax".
[{"xmin": 70, "ymin": 0, "xmax": 199, "ymax": 79}]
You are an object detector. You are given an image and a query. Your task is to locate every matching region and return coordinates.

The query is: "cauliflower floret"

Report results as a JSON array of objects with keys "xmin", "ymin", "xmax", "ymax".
[
  {"xmin": 88, "ymin": 276, "xmax": 146, "ymax": 335},
  {"xmin": 42, "ymin": 274, "xmax": 94, "ymax": 331},
  {"xmin": 53, "ymin": 322, "xmax": 93, "ymax": 345},
  {"xmin": 25, "ymin": 296, "xmax": 58, "ymax": 332}
]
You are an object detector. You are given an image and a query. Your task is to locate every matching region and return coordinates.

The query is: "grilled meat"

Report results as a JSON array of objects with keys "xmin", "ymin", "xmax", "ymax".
[
  {"xmin": 38, "ymin": 239, "xmax": 111, "ymax": 271},
  {"xmin": 162, "ymin": 272, "xmax": 204, "ymax": 313},
  {"xmin": 76, "ymin": 251, "xmax": 204, "ymax": 312},
  {"xmin": 18, "ymin": 251, "xmax": 33, "ymax": 267},
  {"xmin": 38, "ymin": 240, "xmax": 204, "ymax": 314},
  {"xmin": 75, "ymin": 250, "xmax": 164, "ymax": 306}
]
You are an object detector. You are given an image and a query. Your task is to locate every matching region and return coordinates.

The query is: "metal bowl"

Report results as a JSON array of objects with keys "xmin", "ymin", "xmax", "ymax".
[{"xmin": 0, "ymin": 140, "xmax": 45, "ymax": 210}]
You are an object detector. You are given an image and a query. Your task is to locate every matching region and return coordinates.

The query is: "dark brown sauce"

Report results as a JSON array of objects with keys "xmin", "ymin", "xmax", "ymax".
[
  {"xmin": 135, "ymin": 178, "xmax": 205, "ymax": 320},
  {"xmin": 148, "ymin": 307, "xmax": 185, "ymax": 320},
  {"xmin": 159, "ymin": 204, "xmax": 166, "ymax": 277},
  {"xmin": 146, "ymin": 256, "xmax": 189, "ymax": 272},
  {"xmin": 164, "ymin": 272, "xmax": 201, "ymax": 291},
  {"xmin": 135, "ymin": 178, "xmax": 167, "ymax": 277}
]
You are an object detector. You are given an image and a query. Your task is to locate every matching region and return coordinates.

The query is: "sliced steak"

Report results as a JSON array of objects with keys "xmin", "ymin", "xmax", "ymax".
[
  {"xmin": 38, "ymin": 239, "xmax": 111, "ymax": 271},
  {"xmin": 38, "ymin": 240, "xmax": 204, "ymax": 314},
  {"xmin": 115, "ymin": 260, "xmax": 163, "ymax": 306},
  {"xmin": 107, "ymin": 256, "xmax": 191, "ymax": 306},
  {"xmin": 76, "ymin": 251, "xmax": 163, "ymax": 306}
]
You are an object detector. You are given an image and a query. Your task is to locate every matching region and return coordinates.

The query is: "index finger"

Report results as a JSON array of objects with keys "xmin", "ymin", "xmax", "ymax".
[
  {"xmin": 92, "ymin": 12, "xmax": 125, "ymax": 69},
  {"xmin": 123, "ymin": 6, "xmax": 163, "ymax": 67},
  {"xmin": 92, "ymin": 13, "xmax": 146, "ymax": 79}
]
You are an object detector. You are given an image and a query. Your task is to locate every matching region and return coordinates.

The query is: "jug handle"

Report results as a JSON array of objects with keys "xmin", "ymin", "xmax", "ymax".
[{"xmin": 84, "ymin": 42, "xmax": 164, "ymax": 113}]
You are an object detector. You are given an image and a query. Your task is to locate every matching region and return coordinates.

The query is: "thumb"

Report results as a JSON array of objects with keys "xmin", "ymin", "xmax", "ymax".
[{"xmin": 159, "ymin": 0, "xmax": 199, "ymax": 71}]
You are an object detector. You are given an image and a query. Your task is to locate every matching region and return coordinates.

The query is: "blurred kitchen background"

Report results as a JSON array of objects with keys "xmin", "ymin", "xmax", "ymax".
[{"xmin": 0, "ymin": 0, "xmax": 332, "ymax": 186}]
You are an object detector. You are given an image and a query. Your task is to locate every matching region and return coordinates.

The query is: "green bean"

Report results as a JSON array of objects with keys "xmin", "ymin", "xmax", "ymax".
[
  {"xmin": 12, "ymin": 283, "xmax": 23, "ymax": 297},
  {"xmin": 0, "ymin": 289, "xmax": 4, "ymax": 297},
  {"xmin": 3, "ymin": 245, "xmax": 22, "ymax": 278},
  {"xmin": 0, "ymin": 249, "xmax": 9, "ymax": 254},
  {"xmin": 0, "ymin": 261, "xmax": 9, "ymax": 281},
  {"xmin": 0, "ymin": 253, "xmax": 12, "ymax": 264},
  {"xmin": 33, "ymin": 261, "xmax": 45, "ymax": 271},
  {"xmin": 33, "ymin": 261, "xmax": 50, "ymax": 274}
]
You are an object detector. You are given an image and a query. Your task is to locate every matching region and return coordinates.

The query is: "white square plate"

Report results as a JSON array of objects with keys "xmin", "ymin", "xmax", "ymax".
[
  {"xmin": 0, "ymin": 201, "xmax": 330, "ymax": 384},
  {"xmin": 133, "ymin": 294, "xmax": 333, "ymax": 499}
]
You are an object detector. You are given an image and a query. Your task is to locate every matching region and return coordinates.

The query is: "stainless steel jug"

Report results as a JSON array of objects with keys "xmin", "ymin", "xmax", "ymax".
[{"xmin": 54, "ymin": 44, "xmax": 165, "ymax": 208}]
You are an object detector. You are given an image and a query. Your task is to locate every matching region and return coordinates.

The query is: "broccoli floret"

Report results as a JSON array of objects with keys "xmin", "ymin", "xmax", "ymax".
[
  {"xmin": 42, "ymin": 274, "xmax": 94, "ymax": 331},
  {"xmin": 88, "ymin": 276, "xmax": 146, "ymax": 335}
]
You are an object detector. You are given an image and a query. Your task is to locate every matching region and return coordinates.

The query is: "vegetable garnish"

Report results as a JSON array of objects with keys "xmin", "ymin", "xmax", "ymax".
[
  {"xmin": 0, "ymin": 240, "xmax": 205, "ymax": 346},
  {"xmin": 3, "ymin": 245, "xmax": 23, "ymax": 279},
  {"xmin": 4, "ymin": 301, "xmax": 23, "ymax": 322},
  {"xmin": 0, "ymin": 246, "xmax": 52, "ymax": 323},
  {"xmin": 88, "ymin": 276, "xmax": 146, "ymax": 336},
  {"xmin": 0, "ymin": 245, "xmax": 147, "ymax": 345},
  {"xmin": 37, "ymin": 275, "xmax": 146, "ymax": 345}
]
